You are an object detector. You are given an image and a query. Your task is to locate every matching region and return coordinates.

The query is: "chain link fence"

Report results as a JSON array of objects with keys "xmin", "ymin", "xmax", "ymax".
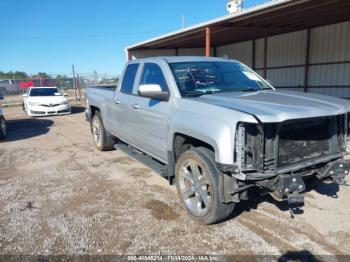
[
  {"xmin": 0, "ymin": 74, "xmax": 119, "ymax": 96},
  {"xmin": 0, "ymin": 74, "xmax": 119, "ymax": 105}
]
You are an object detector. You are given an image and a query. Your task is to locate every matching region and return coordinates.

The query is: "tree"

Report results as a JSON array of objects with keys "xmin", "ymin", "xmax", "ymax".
[
  {"xmin": 32, "ymin": 72, "xmax": 50, "ymax": 79},
  {"xmin": 0, "ymin": 71, "xmax": 28, "ymax": 80}
]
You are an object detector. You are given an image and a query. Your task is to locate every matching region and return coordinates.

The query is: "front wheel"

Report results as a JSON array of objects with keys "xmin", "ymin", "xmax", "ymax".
[
  {"xmin": 0, "ymin": 116, "xmax": 7, "ymax": 140},
  {"xmin": 91, "ymin": 112, "xmax": 114, "ymax": 151},
  {"xmin": 175, "ymin": 147, "xmax": 235, "ymax": 224}
]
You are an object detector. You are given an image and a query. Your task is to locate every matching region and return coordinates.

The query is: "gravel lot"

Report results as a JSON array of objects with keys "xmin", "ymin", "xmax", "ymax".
[{"xmin": 1, "ymin": 104, "xmax": 350, "ymax": 259}]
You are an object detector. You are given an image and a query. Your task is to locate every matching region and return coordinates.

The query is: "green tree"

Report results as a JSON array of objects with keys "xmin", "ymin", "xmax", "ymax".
[{"xmin": 0, "ymin": 71, "xmax": 28, "ymax": 79}]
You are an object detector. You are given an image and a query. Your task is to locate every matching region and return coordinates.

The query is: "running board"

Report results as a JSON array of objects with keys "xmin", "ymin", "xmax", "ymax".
[{"xmin": 113, "ymin": 143, "xmax": 168, "ymax": 179}]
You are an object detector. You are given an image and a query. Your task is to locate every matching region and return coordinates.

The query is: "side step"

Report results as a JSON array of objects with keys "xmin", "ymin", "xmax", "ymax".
[{"xmin": 113, "ymin": 143, "xmax": 168, "ymax": 179}]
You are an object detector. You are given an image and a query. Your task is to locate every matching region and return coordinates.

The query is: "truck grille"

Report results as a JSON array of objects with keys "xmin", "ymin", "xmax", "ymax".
[{"xmin": 277, "ymin": 116, "xmax": 339, "ymax": 167}]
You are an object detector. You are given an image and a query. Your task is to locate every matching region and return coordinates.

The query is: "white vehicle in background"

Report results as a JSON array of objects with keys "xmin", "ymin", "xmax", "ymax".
[
  {"xmin": 0, "ymin": 92, "xmax": 7, "ymax": 140},
  {"xmin": 23, "ymin": 87, "xmax": 71, "ymax": 117}
]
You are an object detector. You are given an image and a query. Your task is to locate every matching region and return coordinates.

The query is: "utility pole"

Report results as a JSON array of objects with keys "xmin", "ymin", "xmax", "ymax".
[
  {"xmin": 93, "ymin": 70, "xmax": 98, "ymax": 85},
  {"xmin": 77, "ymin": 74, "xmax": 82, "ymax": 101},
  {"xmin": 181, "ymin": 15, "xmax": 185, "ymax": 29},
  {"xmin": 39, "ymin": 76, "xmax": 43, "ymax": 87},
  {"xmin": 72, "ymin": 65, "xmax": 77, "ymax": 100}
]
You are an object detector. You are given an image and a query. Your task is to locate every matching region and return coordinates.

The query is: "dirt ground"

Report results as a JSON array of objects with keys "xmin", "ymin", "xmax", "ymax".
[{"xmin": 1, "ymin": 104, "xmax": 350, "ymax": 259}]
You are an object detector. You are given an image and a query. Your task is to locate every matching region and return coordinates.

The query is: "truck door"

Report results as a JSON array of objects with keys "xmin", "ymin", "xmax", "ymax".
[
  {"xmin": 111, "ymin": 63, "xmax": 140, "ymax": 142},
  {"xmin": 129, "ymin": 62, "xmax": 170, "ymax": 163}
]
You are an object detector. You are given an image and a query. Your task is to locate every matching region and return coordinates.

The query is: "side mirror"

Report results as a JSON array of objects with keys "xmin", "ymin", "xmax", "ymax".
[
  {"xmin": 22, "ymin": 94, "xmax": 28, "ymax": 97},
  {"xmin": 138, "ymin": 84, "xmax": 169, "ymax": 101},
  {"xmin": 63, "ymin": 93, "xmax": 67, "ymax": 97}
]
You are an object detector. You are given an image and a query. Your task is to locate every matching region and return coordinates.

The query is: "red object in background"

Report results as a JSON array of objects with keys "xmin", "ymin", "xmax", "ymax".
[{"xmin": 19, "ymin": 81, "xmax": 34, "ymax": 89}]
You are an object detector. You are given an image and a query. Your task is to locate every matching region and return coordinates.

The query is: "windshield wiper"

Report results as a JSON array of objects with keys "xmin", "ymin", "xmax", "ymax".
[
  {"xmin": 241, "ymin": 88, "xmax": 259, "ymax": 92},
  {"xmin": 185, "ymin": 90, "xmax": 221, "ymax": 97}
]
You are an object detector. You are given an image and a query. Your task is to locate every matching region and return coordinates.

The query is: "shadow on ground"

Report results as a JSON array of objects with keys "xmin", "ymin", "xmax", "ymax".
[
  {"xmin": 226, "ymin": 177, "xmax": 340, "ymax": 221},
  {"xmin": 71, "ymin": 106, "xmax": 85, "ymax": 114},
  {"xmin": 3, "ymin": 118, "xmax": 54, "ymax": 142},
  {"xmin": 278, "ymin": 250, "xmax": 321, "ymax": 262}
]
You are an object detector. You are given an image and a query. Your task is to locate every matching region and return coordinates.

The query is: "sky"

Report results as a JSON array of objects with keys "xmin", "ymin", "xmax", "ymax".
[{"xmin": 0, "ymin": 0, "xmax": 269, "ymax": 76}]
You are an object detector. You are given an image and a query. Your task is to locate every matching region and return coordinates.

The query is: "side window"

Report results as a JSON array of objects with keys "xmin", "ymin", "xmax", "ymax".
[
  {"xmin": 120, "ymin": 63, "xmax": 139, "ymax": 94},
  {"xmin": 139, "ymin": 63, "xmax": 168, "ymax": 91}
]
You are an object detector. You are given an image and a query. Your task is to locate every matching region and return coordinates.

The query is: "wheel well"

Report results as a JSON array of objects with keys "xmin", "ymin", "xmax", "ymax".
[
  {"xmin": 90, "ymin": 106, "xmax": 100, "ymax": 118},
  {"xmin": 173, "ymin": 133, "xmax": 215, "ymax": 160}
]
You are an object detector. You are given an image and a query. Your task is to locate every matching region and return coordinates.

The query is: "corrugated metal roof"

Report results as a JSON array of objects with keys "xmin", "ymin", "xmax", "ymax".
[
  {"xmin": 126, "ymin": 0, "xmax": 350, "ymax": 51},
  {"xmin": 126, "ymin": 0, "xmax": 293, "ymax": 50}
]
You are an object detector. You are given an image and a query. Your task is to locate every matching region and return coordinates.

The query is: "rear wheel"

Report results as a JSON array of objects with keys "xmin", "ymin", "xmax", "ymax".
[
  {"xmin": 175, "ymin": 147, "xmax": 235, "ymax": 224},
  {"xmin": 91, "ymin": 112, "xmax": 114, "ymax": 151},
  {"xmin": 0, "ymin": 116, "xmax": 7, "ymax": 140}
]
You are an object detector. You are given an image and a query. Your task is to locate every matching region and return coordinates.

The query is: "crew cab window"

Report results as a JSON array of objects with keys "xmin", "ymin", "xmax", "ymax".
[
  {"xmin": 139, "ymin": 63, "xmax": 168, "ymax": 91},
  {"xmin": 120, "ymin": 63, "xmax": 139, "ymax": 94}
]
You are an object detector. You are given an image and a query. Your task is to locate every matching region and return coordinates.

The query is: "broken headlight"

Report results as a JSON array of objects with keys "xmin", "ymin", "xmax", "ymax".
[{"xmin": 235, "ymin": 122, "xmax": 263, "ymax": 172}]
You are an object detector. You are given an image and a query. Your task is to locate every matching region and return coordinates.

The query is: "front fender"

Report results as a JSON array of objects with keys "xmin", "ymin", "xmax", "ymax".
[{"xmin": 168, "ymin": 106, "xmax": 257, "ymax": 165}]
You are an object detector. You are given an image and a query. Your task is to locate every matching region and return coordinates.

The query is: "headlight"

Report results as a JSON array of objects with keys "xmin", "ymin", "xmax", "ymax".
[
  {"xmin": 28, "ymin": 101, "xmax": 40, "ymax": 106},
  {"xmin": 235, "ymin": 122, "xmax": 263, "ymax": 172},
  {"xmin": 61, "ymin": 100, "xmax": 69, "ymax": 105}
]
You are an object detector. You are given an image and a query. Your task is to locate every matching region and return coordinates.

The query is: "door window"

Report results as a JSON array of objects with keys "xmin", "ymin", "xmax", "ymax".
[
  {"xmin": 120, "ymin": 63, "xmax": 139, "ymax": 94},
  {"xmin": 139, "ymin": 63, "xmax": 168, "ymax": 91}
]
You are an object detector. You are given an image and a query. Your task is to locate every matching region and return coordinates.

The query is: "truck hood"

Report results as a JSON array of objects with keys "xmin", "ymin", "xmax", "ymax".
[{"xmin": 193, "ymin": 90, "xmax": 350, "ymax": 123}]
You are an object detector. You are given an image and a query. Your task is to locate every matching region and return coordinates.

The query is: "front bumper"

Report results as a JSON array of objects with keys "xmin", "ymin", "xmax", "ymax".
[
  {"xmin": 28, "ymin": 104, "xmax": 71, "ymax": 116},
  {"xmin": 217, "ymin": 156, "xmax": 350, "ymax": 204}
]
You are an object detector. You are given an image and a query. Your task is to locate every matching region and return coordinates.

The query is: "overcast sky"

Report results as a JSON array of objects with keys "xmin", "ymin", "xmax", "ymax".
[{"xmin": 0, "ymin": 0, "xmax": 269, "ymax": 76}]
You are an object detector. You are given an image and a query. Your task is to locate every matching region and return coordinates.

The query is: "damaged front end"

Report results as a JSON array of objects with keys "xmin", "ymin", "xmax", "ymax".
[{"xmin": 219, "ymin": 114, "xmax": 350, "ymax": 216}]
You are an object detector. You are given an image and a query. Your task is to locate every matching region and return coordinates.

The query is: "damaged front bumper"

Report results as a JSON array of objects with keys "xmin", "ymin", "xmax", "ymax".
[
  {"xmin": 268, "ymin": 157, "xmax": 350, "ymax": 199},
  {"xmin": 270, "ymin": 158, "xmax": 349, "ymax": 217},
  {"xmin": 217, "ymin": 156, "xmax": 350, "ymax": 208}
]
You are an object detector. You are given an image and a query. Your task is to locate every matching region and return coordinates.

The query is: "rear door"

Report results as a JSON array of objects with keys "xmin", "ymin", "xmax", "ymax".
[
  {"xmin": 129, "ymin": 62, "xmax": 171, "ymax": 162},
  {"xmin": 111, "ymin": 63, "xmax": 140, "ymax": 141}
]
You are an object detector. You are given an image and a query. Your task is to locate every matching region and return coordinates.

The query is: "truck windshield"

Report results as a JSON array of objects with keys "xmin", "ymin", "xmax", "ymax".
[
  {"xmin": 30, "ymin": 88, "xmax": 60, "ymax": 97},
  {"xmin": 169, "ymin": 61, "xmax": 273, "ymax": 97}
]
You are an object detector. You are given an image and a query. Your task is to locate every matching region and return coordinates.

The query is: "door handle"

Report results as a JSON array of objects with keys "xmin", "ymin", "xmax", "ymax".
[
  {"xmin": 132, "ymin": 104, "xmax": 139, "ymax": 109},
  {"xmin": 115, "ymin": 99, "xmax": 120, "ymax": 104}
]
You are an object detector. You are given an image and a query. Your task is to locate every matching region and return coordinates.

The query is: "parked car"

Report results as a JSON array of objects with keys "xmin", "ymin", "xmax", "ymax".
[
  {"xmin": 23, "ymin": 87, "xmax": 71, "ymax": 116},
  {"xmin": 0, "ymin": 93, "xmax": 7, "ymax": 140},
  {"xmin": 85, "ymin": 56, "xmax": 350, "ymax": 224}
]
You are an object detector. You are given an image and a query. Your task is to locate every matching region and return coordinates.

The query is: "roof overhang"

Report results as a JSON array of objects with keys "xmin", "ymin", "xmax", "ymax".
[{"xmin": 127, "ymin": 0, "xmax": 350, "ymax": 51}]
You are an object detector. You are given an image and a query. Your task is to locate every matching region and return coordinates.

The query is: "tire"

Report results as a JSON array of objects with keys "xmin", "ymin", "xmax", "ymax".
[
  {"xmin": 0, "ymin": 116, "xmax": 7, "ymax": 140},
  {"xmin": 175, "ymin": 147, "xmax": 235, "ymax": 224},
  {"xmin": 91, "ymin": 111, "xmax": 114, "ymax": 151}
]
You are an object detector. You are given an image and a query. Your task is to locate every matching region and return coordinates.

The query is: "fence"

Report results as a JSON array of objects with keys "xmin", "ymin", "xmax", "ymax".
[{"xmin": 0, "ymin": 74, "xmax": 119, "ymax": 97}]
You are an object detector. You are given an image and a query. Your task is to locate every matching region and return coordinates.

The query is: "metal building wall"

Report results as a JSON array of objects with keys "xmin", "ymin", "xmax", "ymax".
[
  {"xmin": 216, "ymin": 41, "xmax": 253, "ymax": 67},
  {"xmin": 130, "ymin": 49, "xmax": 176, "ymax": 59},
  {"xmin": 265, "ymin": 30, "xmax": 307, "ymax": 93},
  {"xmin": 215, "ymin": 21, "xmax": 350, "ymax": 97},
  {"xmin": 129, "ymin": 21, "xmax": 350, "ymax": 97},
  {"xmin": 178, "ymin": 48, "xmax": 206, "ymax": 56},
  {"xmin": 308, "ymin": 21, "xmax": 350, "ymax": 97}
]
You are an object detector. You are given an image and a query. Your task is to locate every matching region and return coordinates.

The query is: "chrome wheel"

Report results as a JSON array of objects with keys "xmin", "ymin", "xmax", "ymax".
[
  {"xmin": 178, "ymin": 158, "xmax": 211, "ymax": 217},
  {"xmin": 0, "ymin": 117, "xmax": 6, "ymax": 137},
  {"xmin": 92, "ymin": 118, "xmax": 102, "ymax": 148}
]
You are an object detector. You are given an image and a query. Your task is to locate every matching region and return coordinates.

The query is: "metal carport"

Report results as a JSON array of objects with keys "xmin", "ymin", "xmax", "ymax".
[{"xmin": 126, "ymin": 0, "xmax": 350, "ymax": 97}]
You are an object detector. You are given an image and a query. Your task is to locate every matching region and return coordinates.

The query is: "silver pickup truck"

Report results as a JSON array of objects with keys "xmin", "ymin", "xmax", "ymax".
[{"xmin": 86, "ymin": 56, "xmax": 350, "ymax": 224}]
